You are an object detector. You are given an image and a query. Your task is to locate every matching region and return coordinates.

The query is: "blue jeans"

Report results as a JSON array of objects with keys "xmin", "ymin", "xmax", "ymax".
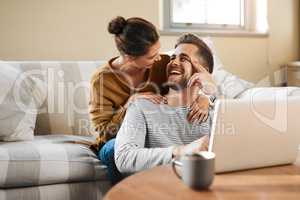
[{"xmin": 98, "ymin": 139, "xmax": 122, "ymax": 184}]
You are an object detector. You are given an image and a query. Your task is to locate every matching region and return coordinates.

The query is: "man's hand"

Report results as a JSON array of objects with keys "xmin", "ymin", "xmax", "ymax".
[
  {"xmin": 186, "ymin": 61, "xmax": 216, "ymax": 123},
  {"xmin": 172, "ymin": 135, "xmax": 210, "ymax": 157},
  {"xmin": 187, "ymin": 61, "xmax": 217, "ymax": 95}
]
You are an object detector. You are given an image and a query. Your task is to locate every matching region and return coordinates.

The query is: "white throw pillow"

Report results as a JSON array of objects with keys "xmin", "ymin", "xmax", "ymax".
[
  {"xmin": 0, "ymin": 62, "xmax": 45, "ymax": 141},
  {"xmin": 212, "ymin": 68, "xmax": 254, "ymax": 98}
]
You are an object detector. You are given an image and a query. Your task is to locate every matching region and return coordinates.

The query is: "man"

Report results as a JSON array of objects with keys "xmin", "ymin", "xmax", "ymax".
[{"xmin": 114, "ymin": 33, "xmax": 217, "ymax": 173}]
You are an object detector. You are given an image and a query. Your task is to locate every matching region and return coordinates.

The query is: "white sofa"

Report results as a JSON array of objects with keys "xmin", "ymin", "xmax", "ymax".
[
  {"xmin": 1, "ymin": 61, "xmax": 299, "ymax": 200},
  {"xmin": 0, "ymin": 61, "xmax": 111, "ymax": 200}
]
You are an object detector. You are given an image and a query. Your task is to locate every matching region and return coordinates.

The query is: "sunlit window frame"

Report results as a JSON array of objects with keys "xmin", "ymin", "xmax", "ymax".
[{"xmin": 159, "ymin": 0, "xmax": 269, "ymax": 37}]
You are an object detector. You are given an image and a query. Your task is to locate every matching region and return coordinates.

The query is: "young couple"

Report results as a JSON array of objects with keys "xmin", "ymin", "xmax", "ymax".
[{"xmin": 89, "ymin": 16, "xmax": 217, "ymax": 184}]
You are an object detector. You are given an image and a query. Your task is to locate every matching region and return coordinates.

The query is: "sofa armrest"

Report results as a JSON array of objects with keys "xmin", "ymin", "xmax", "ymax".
[{"xmin": 238, "ymin": 87, "xmax": 300, "ymax": 100}]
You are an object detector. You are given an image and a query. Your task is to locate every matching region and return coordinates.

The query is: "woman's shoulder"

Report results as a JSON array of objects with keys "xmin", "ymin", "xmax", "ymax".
[{"xmin": 90, "ymin": 59, "xmax": 118, "ymax": 84}]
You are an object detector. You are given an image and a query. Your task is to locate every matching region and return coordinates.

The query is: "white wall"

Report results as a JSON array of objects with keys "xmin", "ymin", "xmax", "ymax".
[{"xmin": 0, "ymin": 0, "xmax": 299, "ymax": 84}]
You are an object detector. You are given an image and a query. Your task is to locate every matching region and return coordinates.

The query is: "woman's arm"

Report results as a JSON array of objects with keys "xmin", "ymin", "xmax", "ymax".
[
  {"xmin": 89, "ymin": 73, "xmax": 167, "ymax": 150},
  {"xmin": 89, "ymin": 74, "xmax": 127, "ymax": 149}
]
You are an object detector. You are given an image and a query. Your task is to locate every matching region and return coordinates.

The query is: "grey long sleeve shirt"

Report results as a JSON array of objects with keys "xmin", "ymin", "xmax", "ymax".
[{"xmin": 114, "ymin": 99, "xmax": 213, "ymax": 174}]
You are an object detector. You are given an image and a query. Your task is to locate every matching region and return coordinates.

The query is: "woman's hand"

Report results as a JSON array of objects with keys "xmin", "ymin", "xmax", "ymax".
[
  {"xmin": 125, "ymin": 92, "xmax": 167, "ymax": 108},
  {"xmin": 187, "ymin": 94, "xmax": 210, "ymax": 123}
]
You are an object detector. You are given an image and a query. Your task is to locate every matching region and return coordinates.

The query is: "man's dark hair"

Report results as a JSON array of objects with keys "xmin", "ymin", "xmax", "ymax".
[
  {"xmin": 175, "ymin": 33, "xmax": 214, "ymax": 73},
  {"xmin": 108, "ymin": 16, "xmax": 159, "ymax": 57}
]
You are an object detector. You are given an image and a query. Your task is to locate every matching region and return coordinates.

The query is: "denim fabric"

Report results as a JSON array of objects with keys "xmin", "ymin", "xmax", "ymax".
[{"xmin": 98, "ymin": 139, "xmax": 122, "ymax": 184}]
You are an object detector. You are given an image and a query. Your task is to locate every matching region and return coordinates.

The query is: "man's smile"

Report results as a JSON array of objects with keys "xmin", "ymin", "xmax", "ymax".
[{"xmin": 167, "ymin": 65, "xmax": 184, "ymax": 77}]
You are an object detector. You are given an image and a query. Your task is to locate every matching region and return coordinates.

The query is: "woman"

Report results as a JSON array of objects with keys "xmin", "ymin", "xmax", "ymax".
[
  {"xmin": 89, "ymin": 16, "xmax": 170, "ymax": 184},
  {"xmin": 89, "ymin": 16, "xmax": 212, "ymax": 184}
]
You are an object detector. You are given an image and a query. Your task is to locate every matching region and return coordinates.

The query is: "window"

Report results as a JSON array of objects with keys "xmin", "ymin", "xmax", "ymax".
[{"xmin": 160, "ymin": 0, "xmax": 268, "ymax": 36}]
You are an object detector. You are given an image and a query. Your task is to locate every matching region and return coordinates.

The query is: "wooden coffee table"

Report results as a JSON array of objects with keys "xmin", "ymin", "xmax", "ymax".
[{"xmin": 104, "ymin": 164, "xmax": 300, "ymax": 200}]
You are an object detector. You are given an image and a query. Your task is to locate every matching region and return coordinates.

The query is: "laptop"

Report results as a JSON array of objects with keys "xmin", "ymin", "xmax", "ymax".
[{"xmin": 208, "ymin": 97, "xmax": 300, "ymax": 173}]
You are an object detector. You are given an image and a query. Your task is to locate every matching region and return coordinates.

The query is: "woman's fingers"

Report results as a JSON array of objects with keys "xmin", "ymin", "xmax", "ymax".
[
  {"xmin": 203, "ymin": 113, "xmax": 209, "ymax": 122},
  {"xmin": 187, "ymin": 102, "xmax": 197, "ymax": 121},
  {"xmin": 145, "ymin": 97, "xmax": 159, "ymax": 104},
  {"xmin": 144, "ymin": 95, "xmax": 161, "ymax": 104},
  {"xmin": 151, "ymin": 94, "xmax": 167, "ymax": 104},
  {"xmin": 188, "ymin": 105, "xmax": 209, "ymax": 124},
  {"xmin": 140, "ymin": 94, "xmax": 167, "ymax": 104},
  {"xmin": 188, "ymin": 101, "xmax": 202, "ymax": 122},
  {"xmin": 192, "ymin": 109, "xmax": 206, "ymax": 123},
  {"xmin": 198, "ymin": 111, "xmax": 207, "ymax": 123},
  {"xmin": 191, "ymin": 111, "xmax": 202, "ymax": 123}
]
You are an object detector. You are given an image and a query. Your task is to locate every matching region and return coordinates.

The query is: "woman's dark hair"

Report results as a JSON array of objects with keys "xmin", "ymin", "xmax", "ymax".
[
  {"xmin": 175, "ymin": 33, "xmax": 214, "ymax": 73},
  {"xmin": 108, "ymin": 16, "xmax": 159, "ymax": 57}
]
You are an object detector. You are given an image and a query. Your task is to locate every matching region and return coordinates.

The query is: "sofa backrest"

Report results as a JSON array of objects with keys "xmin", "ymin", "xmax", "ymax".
[
  {"xmin": 4, "ymin": 60, "xmax": 256, "ymax": 136},
  {"xmin": 5, "ymin": 61, "xmax": 106, "ymax": 136}
]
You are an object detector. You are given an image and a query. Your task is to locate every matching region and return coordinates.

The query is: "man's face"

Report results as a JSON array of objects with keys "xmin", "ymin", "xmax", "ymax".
[{"xmin": 166, "ymin": 43, "xmax": 199, "ymax": 90}]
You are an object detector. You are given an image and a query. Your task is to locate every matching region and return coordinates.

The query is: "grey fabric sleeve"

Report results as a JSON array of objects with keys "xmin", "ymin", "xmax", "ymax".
[{"xmin": 114, "ymin": 102, "xmax": 174, "ymax": 174}]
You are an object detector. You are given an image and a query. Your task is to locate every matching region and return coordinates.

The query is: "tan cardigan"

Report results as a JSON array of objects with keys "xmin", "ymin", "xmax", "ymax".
[{"xmin": 89, "ymin": 55, "xmax": 170, "ymax": 151}]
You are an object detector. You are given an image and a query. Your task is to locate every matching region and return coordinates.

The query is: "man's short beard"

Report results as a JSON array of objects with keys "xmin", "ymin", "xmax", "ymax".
[{"xmin": 166, "ymin": 78, "xmax": 189, "ymax": 91}]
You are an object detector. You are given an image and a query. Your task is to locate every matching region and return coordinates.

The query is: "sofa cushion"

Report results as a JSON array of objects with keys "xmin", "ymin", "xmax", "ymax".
[
  {"xmin": 0, "ymin": 181, "xmax": 111, "ymax": 200},
  {"xmin": 0, "ymin": 135, "xmax": 108, "ymax": 189}
]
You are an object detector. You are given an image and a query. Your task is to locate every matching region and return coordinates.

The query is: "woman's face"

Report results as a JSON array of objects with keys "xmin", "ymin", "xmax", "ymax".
[{"xmin": 130, "ymin": 41, "xmax": 161, "ymax": 70}]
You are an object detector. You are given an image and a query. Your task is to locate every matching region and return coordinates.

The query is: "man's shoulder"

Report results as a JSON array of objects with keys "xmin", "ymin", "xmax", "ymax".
[
  {"xmin": 123, "ymin": 99, "xmax": 160, "ymax": 124},
  {"xmin": 128, "ymin": 99, "xmax": 160, "ymax": 113},
  {"xmin": 131, "ymin": 98, "xmax": 157, "ymax": 108}
]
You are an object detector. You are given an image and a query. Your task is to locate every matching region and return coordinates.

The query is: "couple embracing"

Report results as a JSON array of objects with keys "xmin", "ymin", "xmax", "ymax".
[{"xmin": 89, "ymin": 16, "xmax": 217, "ymax": 184}]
